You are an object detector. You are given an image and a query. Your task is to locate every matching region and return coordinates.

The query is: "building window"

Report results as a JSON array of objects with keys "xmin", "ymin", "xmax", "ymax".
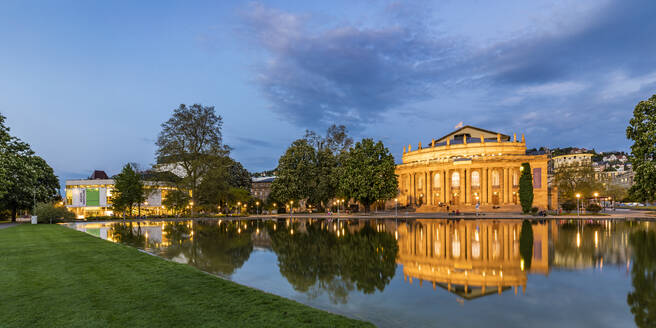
[
  {"xmin": 533, "ymin": 168, "xmax": 542, "ymax": 188},
  {"xmin": 434, "ymin": 173, "xmax": 440, "ymax": 188},
  {"xmin": 492, "ymin": 170, "xmax": 500, "ymax": 187},
  {"xmin": 418, "ymin": 176, "xmax": 424, "ymax": 190},
  {"xmin": 452, "ymin": 172, "xmax": 460, "ymax": 188},
  {"xmin": 512, "ymin": 171, "xmax": 518, "ymax": 187},
  {"xmin": 471, "ymin": 171, "xmax": 480, "ymax": 187}
]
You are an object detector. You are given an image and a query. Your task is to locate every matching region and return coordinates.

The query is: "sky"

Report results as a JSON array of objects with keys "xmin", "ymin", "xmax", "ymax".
[{"xmin": 1, "ymin": 0, "xmax": 655, "ymax": 183}]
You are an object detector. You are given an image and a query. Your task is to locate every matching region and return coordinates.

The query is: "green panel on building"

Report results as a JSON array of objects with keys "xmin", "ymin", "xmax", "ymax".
[{"xmin": 86, "ymin": 188, "xmax": 100, "ymax": 206}]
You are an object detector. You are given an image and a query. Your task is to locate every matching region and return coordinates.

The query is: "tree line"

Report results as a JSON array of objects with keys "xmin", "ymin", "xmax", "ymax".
[
  {"xmin": 0, "ymin": 114, "xmax": 60, "ymax": 221},
  {"xmin": 269, "ymin": 125, "xmax": 398, "ymax": 212}
]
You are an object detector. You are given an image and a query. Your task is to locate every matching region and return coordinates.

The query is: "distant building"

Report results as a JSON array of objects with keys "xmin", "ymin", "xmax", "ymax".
[
  {"xmin": 65, "ymin": 170, "xmax": 175, "ymax": 218},
  {"xmin": 251, "ymin": 176, "xmax": 275, "ymax": 201},
  {"xmin": 552, "ymin": 153, "xmax": 594, "ymax": 170}
]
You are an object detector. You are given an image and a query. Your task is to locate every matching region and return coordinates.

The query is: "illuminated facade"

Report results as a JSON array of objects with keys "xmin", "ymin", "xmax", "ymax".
[
  {"xmin": 396, "ymin": 126, "xmax": 557, "ymax": 211},
  {"xmin": 65, "ymin": 178, "xmax": 176, "ymax": 218}
]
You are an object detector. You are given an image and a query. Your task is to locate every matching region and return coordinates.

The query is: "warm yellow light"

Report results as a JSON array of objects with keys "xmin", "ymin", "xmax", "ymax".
[
  {"xmin": 394, "ymin": 198, "xmax": 398, "ymax": 202},
  {"xmin": 576, "ymin": 232, "xmax": 581, "ymax": 248},
  {"xmin": 594, "ymin": 192, "xmax": 599, "ymax": 197},
  {"xmin": 576, "ymin": 193, "xmax": 581, "ymax": 199},
  {"xmin": 520, "ymin": 259, "xmax": 525, "ymax": 271},
  {"xmin": 256, "ymin": 201, "xmax": 259, "ymax": 206}
]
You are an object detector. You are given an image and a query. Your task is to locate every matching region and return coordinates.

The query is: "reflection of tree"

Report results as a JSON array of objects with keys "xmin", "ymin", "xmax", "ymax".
[
  {"xmin": 189, "ymin": 221, "xmax": 253, "ymax": 276},
  {"xmin": 161, "ymin": 221, "xmax": 254, "ymax": 276},
  {"xmin": 269, "ymin": 221, "xmax": 398, "ymax": 303},
  {"xmin": 627, "ymin": 230, "xmax": 656, "ymax": 328},
  {"xmin": 110, "ymin": 222, "xmax": 146, "ymax": 248},
  {"xmin": 519, "ymin": 220, "xmax": 533, "ymax": 270}
]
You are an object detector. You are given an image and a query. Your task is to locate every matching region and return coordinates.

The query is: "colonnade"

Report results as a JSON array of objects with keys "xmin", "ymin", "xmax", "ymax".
[{"xmin": 400, "ymin": 165, "xmax": 521, "ymax": 207}]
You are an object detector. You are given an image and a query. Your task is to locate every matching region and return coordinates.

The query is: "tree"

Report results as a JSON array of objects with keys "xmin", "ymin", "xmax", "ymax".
[
  {"xmin": 35, "ymin": 202, "xmax": 75, "ymax": 224},
  {"xmin": 112, "ymin": 164, "xmax": 145, "ymax": 217},
  {"xmin": 337, "ymin": 139, "xmax": 397, "ymax": 212},
  {"xmin": 626, "ymin": 94, "xmax": 656, "ymax": 203},
  {"xmin": 555, "ymin": 163, "xmax": 603, "ymax": 202},
  {"xmin": 270, "ymin": 139, "xmax": 317, "ymax": 205},
  {"xmin": 519, "ymin": 163, "xmax": 534, "ymax": 213},
  {"xmin": 0, "ymin": 116, "xmax": 60, "ymax": 221},
  {"xmin": 162, "ymin": 189, "xmax": 190, "ymax": 215},
  {"xmin": 156, "ymin": 104, "xmax": 229, "ymax": 214}
]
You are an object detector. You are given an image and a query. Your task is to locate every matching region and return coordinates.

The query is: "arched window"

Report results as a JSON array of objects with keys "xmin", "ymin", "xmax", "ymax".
[
  {"xmin": 433, "ymin": 173, "xmax": 441, "ymax": 189},
  {"xmin": 471, "ymin": 171, "xmax": 480, "ymax": 187},
  {"xmin": 492, "ymin": 170, "xmax": 500, "ymax": 186},
  {"xmin": 452, "ymin": 172, "xmax": 460, "ymax": 188}
]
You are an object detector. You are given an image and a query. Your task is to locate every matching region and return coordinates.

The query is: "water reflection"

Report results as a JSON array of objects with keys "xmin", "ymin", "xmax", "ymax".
[
  {"xmin": 627, "ymin": 229, "xmax": 656, "ymax": 328},
  {"xmin": 269, "ymin": 219, "xmax": 398, "ymax": 303},
  {"xmin": 67, "ymin": 218, "xmax": 656, "ymax": 327}
]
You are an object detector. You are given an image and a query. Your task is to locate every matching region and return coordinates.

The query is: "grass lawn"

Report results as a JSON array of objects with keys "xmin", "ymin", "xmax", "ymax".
[{"xmin": 0, "ymin": 225, "xmax": 372, "ymax": 328}]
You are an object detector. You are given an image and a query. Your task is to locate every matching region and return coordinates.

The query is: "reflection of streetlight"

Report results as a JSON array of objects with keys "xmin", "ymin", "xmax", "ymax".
[
  {"xmin": 576, "ymin": 193, "xmax": 581, "ymax": 216},
  {"xmin": 394, "ymin": 198, "xmax": 398, "ymax": 217}
]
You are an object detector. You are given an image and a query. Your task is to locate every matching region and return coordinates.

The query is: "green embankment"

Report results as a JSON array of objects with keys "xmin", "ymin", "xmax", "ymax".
[{"xmin": 0, "ymin": 225, "xmax": 372, "ymax": 328}]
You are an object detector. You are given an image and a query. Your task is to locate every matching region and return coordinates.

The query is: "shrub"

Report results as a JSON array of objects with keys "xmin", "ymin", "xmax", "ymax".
[
  {"xmin": 35, "ymin": 203, "xmax": 75, "ymax": 224},
  {"xmin": 530, "ymin": 207, "xmax": 539, "ymax": 215},
  {"xmin": 561, "ymin": 200, "xmax": 577, "ymax": 213},
  {"xmin": 586, "ymin": 203, "xmax": 602, "ymax": 213}
]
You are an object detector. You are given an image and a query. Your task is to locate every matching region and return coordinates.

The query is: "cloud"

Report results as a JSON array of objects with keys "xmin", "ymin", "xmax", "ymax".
[
  {"xmin": 239, "ymin": 0, "xmax": 656, "ymax": 151},
  {"xmin": 240, "ymin": 2, "xmax": 459, "ymax": 127}
]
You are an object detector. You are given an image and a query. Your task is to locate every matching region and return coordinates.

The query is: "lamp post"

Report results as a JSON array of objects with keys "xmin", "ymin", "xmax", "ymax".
[
  {"xmin": 289, "ymin": 200, "xmax": 293, "ymax": 218},
  {"xmin": 237, "ymin": 201, "xmax": 241, "ymax": 215},
  {"xmin": 256, "ymin": 201, "xmax": 260, "ymax": 215},
  {"xmin": 394, "ymin": 198, "xmax": 398, "ymax": 217},
  {"xmin": 593, "ymin": 192, "xmax": 599, "ymax": 205},
  {"xmin": 575, "ymin": 193, "xmax": 581, "ymax": 217}
]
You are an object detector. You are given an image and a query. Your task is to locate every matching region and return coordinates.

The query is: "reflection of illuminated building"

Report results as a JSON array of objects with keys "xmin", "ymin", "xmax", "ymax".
[{"xmin": 396, "ymin": 219, "xmax": 550, "ymax": 299}]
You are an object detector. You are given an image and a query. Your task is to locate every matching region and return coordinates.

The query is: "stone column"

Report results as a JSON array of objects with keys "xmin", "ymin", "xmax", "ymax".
[
  {"xmin": 445, "ymin": 169, "xmax": 451, "ymax": 204},
  {"xmin": 442, "ymin": 169, "xmax": 447, "ymax": 204},
  {"xmin": 459, "ymin": 168, "xmax": 465, "ymax": 205},
  {"xmin": 411, "ymin": 172, "xmax": 416, "ymax": 206},
  {"xmin": 503, "ymin": 168, "xmax": 509, "ymax": 204},
  {"xmin": 481, "ymin": 167, "xmax": 488, "ymax": 205},
  {"xmin": 487, "ymin": 168, "xmax": 493, "ymax": 204},
  {"xmin": 427, "ymin": 170, "xmax": 432, "ymax": 206},
  {"xmin": 465, "ymin": 168, "xmax": 472, "ymax": 205}
]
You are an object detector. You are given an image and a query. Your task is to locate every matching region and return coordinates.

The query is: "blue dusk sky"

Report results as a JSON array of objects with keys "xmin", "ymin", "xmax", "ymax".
[{"xmin": 1, "ymin": 0, "xmax": 655, "ymax": 182}]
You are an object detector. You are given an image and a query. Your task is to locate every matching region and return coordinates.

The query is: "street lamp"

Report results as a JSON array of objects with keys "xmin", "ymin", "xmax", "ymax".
[
  {"xmin": 593, "ymin": 192, "xmax": 599, "ymax": 205},
  {"xmin": 237, "ymin": 201, "xmax": 241, "ymax": 215},
  {"xmin": 289, "ymin": 200, "xmax": 293, "ymax": 217},
  {"xmin": 575, "ymin": 193, "xmax": 581, "ymax": 216},
  {"xmin": 256, "ymin": 201, "xmax": 260, "ymax": 215},
  {"xmin": 394, "ymin": 198, "xmax": 398, "ymax": 217}
]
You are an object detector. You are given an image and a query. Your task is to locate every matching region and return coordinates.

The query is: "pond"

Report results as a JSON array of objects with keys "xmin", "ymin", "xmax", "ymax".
[{"xmin": 65, "ymin": 218, "xmax": 655, "ymax": 328}]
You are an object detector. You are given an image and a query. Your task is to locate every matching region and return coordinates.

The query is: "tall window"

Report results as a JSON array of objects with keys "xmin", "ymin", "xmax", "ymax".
[
  {"xmin": 492, "ymin": 170, "xmax": 500, "ymax": 186},
  {"xmin": 418, "ymin": 176, "xmax": 424, "ymax": 189},
  {"xmin": 434, "ymin": 173, "xmax": 441, "ymax": 189},
  {"xmin": 452, "ymin": 172, "xmax": 460, "ymax": 187},
  {"xmin": 471, "ymin": 171, "xmax": 480, "ymax": 187},
  {"xmin": 512, "ymin": 171, "xmax": 518, "ymax": 186}
]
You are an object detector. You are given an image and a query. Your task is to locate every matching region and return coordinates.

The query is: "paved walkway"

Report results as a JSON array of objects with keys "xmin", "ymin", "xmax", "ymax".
[{"xmin": 0, "ymin": 223, "xmax": 18, "ymax": 229}]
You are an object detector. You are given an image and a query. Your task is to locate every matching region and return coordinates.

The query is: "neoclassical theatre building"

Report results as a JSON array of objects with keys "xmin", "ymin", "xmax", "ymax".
[{"xmin": 396, "ymin": 126, "xmax": 556, "ymax": 212}]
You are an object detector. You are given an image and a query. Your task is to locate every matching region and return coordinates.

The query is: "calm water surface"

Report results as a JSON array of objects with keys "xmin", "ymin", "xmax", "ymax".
[{"xmin": 66, "ymin": 218, "xmax": 655, "ymax": 328}]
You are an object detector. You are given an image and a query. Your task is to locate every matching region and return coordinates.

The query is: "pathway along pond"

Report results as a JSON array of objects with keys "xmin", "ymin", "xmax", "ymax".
[{"xmin": 65, "ymin": 218, "xmax": 654, "ymax": 328}]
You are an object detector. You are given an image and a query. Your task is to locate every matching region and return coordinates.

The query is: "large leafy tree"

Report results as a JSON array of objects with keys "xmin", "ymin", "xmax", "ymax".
[
  {"xmin": 337, "ymin": 138, "xmax": 397, "ymax": 212},
  {"xmin": 518, "ymin": 163, "xmax": 534, "ymax": 213},
  {"xmin": 156, "ymin": 104, "xmax": 229, "ymax": 212},
  {"xmin": 270, "ymin": 139, "xmax": 317, "ymax": 205},
  {"xmin": 196, "ymin": 157, "xmax": 252, "ymax": 212},
  {"xmin": 112, "ymin": 164, "xmax": 145, "ymax": 217},
  {"xmin": 555, "ymin": 163, "xmax": 603, "ymax": 202},
  {"xmin": 0, "ymin": 114, "xmax": 59, "ymax": 221},
  {"xmin": 626, "ymin": 94, "xmax": 656, "ymax": 202}
]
